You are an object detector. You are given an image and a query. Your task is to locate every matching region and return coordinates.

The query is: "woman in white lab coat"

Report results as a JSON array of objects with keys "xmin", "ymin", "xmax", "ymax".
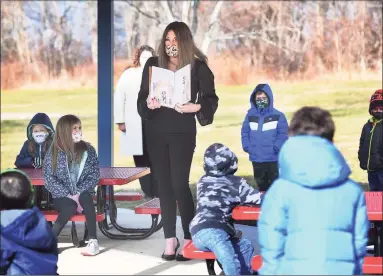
[{"xmin": 114, "ymin": 45, "xmax": 157, "ymax": 198}]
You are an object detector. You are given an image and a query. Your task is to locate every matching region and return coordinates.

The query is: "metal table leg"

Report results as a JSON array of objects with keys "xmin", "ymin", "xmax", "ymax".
[
  {"xmin": 106, "ymin": 186, "xmax": 163, "ymax": 234},
  {"xmin": 376, "ymin": 221, "xmax": 382, "ymax": 257},
  {"xmin": 104, "ymin": 186, "xmax": 117, "ymax": 229},
  {"xmin": 206, "ymin": 259, "xmax": 217, "ymax": 275},
  {"xmin": 97, "ymin": 186, "xmax": 161, "ymax": 240},
  {"xmin": 109, "ymin": 191, "xmax": 162, "ymax": 234}
]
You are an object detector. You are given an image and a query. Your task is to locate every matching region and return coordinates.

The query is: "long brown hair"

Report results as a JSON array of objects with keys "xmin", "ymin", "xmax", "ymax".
[
  {"xmin": 51, "ymin": 115, "xmax": 87, "ymax": 172},
  {"xmin": 158, "ymin": 21, "xmax": 207, "ymax": 70},
  {"xmin": 125, "ymin": 45, "xmax": 156, "ymax": 70}
]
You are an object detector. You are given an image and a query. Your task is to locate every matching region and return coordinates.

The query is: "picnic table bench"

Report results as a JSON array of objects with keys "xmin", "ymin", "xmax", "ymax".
[
  {"xmin": 21, "ymin": 167, "xmax": 162, "ymax": 247},
  {"xmin": 184, "ymin": 192, "xmax": 383, "ymax": 275}
]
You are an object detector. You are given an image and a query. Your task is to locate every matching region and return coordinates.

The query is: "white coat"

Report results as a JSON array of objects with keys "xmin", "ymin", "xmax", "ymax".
[{"xmin": 114, "ymin": 67, "xmax": 144, "ymax": 156}]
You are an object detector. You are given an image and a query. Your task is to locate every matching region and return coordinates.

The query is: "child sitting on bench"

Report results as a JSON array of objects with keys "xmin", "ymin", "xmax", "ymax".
[
  {"xmin": 14, "ymin": 112, "xmax": 55, "ymax": 210},
  {"xmin": 189, "ymin": 143, "xmax": 263, "ymax": 275},
  {"xmin": 15, "ymin": 112, "xmax": 55, "ymax": 169},
  {"xmin": 43, "ymin": 114, "xmax": 101, "ymax": 256},
  {"xmin": 0, "ymin": 169, "xmax": 58, "ymax": 275}
]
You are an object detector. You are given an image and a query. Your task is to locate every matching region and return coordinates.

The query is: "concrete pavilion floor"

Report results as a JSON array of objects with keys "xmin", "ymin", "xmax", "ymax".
[{"xmin": 57, "ymin": 208, "xmax": 260, "ymax": 275}]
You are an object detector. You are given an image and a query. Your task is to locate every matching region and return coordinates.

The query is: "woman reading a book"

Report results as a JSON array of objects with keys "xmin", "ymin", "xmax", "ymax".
[
  {"xmin": 114, "ymin": 45, "xmax": 158, "ymax": 199},
  {"xmin": 137, "ymin": 21, "xmax": 219, "ymax": 261}
]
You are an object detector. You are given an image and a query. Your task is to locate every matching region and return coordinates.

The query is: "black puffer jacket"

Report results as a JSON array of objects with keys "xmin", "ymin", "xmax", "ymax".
[{"xmin": 358, "ymin": 119, "xmax": 383, "ymax": 171}]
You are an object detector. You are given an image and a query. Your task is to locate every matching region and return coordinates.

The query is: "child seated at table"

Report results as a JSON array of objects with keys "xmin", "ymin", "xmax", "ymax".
[
  {"xmin": 43, "ymin": 114, "xmax": 101, "ymax": 256},
  {"xmin": 15, "ymin": 112, "xmax": 55, "ymax": 210},
  {"xmin": 15, "ymin": 112, "xmax": 55, "ymax": 169},
  {"xmin": 258, "ymin": 107, "xmax": 369, "ymax": 275},
  {"xmin": 189, "ymin": 143, "xmax": 263, "ymax": 275},
  {"xmin": 1, "ymin": 169, "xmax": 58, "ymax": 275}
]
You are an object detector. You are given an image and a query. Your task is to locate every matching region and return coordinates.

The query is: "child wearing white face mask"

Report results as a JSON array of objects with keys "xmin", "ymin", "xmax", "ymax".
[
  {"xmin": 15, "ymin": 113, "xmax": 55, "ymax": 169},
  {"xmin": 15, "ymin": 113, "xmax": 55, "ymax": 211},
  {"xmin": 43, "ymin": 114, "xmax": 101, "ymax": 256}
]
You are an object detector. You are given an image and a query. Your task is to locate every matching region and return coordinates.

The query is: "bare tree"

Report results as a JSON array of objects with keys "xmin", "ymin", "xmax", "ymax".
[
  {"xmin": 2, "ymin": 0, "xmax": 382, "ymax": 90},
  {"xmin": 200, "ymin": 1, "xmax": 224, "ymax": 54},
  {"xmin": 122, "ymin": 0, "xmax": 224, "ymax": 54}
]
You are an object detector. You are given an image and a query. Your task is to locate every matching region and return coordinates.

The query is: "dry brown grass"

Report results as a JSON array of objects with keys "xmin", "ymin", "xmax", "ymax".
[{"xmin": 1, "ymin": 56, "xmax": 381, "ymax": 91}]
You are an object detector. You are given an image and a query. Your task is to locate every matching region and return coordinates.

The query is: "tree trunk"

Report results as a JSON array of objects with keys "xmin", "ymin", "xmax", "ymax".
[
  {"xmin": 181, "ymin": 1, "xmax": 191, "ymax": 25},
  {"xmin": 334, "ymin": 30, "xmax": 342, "ymax": 74},
  {"xmin": 359, "ymin": 2, "xmax": 367, "ymax": 74},
  {"xmin": 200, "ymin": 1, "xmax": 224, "ymax": 54},
  {"xmin": 191, "ymin": 0, "xmax": 199, "ymax": 36}
]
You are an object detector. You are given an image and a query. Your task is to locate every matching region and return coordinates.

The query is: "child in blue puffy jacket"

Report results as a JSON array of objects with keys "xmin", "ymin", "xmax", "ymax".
[
  {"xmin": 241, "ymin": 84, "xmax": 288, "ymax": 191},
  {"xmin": 258, "ymin": 107, "xmax": 369, "ymax": 275},
  {"xmin": 0, "ymin": 169, "xmax": 58, "ymax": 275}
]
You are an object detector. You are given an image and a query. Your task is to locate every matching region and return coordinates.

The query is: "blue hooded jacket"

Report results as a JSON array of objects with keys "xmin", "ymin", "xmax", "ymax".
[
  {"xmin": 258, "ymin": 135, "xmax": 369, "ymax": 275},
  {"xmin": 0, "ymin": 207, "xmax": 58, "ymax": 275},
  {"xmin": 241, "ymin": 84, "xmax": 288, "ymax": 162},
  {"xmin": 15, "ymin": 113, "xmax": 55, "ymax": 168}
]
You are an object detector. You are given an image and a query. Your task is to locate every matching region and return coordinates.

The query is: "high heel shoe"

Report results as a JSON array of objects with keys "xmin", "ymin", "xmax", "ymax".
[
  {"xmin": 175, "ymin": 253, "xmax": 191, "ymax": 261},
  {"xmin": 161, "ymin": 237, "xmax": 180, "ymax": 261},
  {"xmin": 176, "ymin": 240, "xmax": 192, "ymax": 261}
]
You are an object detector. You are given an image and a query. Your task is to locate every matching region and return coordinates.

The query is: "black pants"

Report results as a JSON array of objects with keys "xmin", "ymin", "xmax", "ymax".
[
  {"xmin": 368, "ymin": 170, "xmax": 383, "ymax": 191},
  {"xmin": 133, "ymin": 132, "xmax": 158, "ymax": 198},
  {"xmin": 132, "ymin": 121, "xmax": 158, "ymax": 198},
  {"xmin": 52, "ymin": 191, "xmax": 97, "ymax": 239},
  {"xmin": 147, "ymin": 131, "xmax": 195, "ymax": 240},
  {"xmin": 252, "ymin": 161, "xmax": 278, "ymax": 192}
]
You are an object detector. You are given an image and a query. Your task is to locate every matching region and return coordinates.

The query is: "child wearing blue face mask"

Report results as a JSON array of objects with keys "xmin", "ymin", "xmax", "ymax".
[
  {"xmin": 15, "ymin": 113, "xmax": 55, "ymax": 169},
  {"xmin": 241, "ymin": 84, "xmax": 288, "ymax": 192}
]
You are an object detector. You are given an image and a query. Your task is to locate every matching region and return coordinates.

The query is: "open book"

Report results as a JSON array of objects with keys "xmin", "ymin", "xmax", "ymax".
[{"xmin": 149, "ymin": 64, "xmax": 191, "ymax": 108}]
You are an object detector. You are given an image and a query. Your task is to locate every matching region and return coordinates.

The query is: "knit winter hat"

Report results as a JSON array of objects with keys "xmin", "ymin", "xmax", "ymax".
[{"xmin": 369, "ymin": 89, "xmax": 383, "ymax": 114}]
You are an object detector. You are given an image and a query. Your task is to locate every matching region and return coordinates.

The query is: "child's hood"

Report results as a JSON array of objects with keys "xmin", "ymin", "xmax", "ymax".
[
  {"xmin": 1, "ymin": 206, "xmax": 57, "ymax": 251},
  {"xmin": 278, "ymin": 135, "xmax": 351, "ymax": 189},
  {"xmin": 203, "ymin": 143, "xmax": 238, "ymax": 177},
  {"xmin": 27, "ymin": 113, "xmax": 55, "ymax": 140},
  {"xmin": 249, "ymin": 83, "xmax": 274, "ymax": 111}
]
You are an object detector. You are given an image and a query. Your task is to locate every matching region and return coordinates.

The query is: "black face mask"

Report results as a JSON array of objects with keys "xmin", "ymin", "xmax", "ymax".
[{"xmin": 372, "ymin": 111, "xmax": 383, "ymax": 119}]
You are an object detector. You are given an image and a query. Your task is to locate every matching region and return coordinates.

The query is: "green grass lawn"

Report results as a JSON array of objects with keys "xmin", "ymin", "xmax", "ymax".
[{"xmin": 1, "ymin": 79, "xmax": 379, "ymax": 196}]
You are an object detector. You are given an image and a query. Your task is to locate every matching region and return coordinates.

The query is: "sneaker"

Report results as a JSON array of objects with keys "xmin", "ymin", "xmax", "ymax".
[{"xmin": 81, "ymin": 239, "xmax": 100, "ymax": 256}]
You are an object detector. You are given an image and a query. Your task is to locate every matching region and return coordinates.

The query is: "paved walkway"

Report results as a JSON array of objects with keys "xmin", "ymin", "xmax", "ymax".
[{"xmin": 57, "ymin": 208, "xmax": 259, "ymax": 275}]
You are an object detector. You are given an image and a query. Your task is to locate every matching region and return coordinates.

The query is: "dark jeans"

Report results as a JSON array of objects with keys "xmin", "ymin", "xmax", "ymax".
[
  {"xmin": 52, "ymin": 191, "xmax": 97, "ymax": 239},
  {"xmin": 368, "ymin": 170, "xmax": 383, "ymax": 191},
  {"xmin": 146, "ymin": 131, "xmax": 195, "ymax": 240},
  {"xmin": 252, "ymin": 161, "xmax": 278, "ymax": 192}
]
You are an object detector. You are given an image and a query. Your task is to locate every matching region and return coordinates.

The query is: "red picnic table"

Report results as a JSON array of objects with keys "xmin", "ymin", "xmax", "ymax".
[
  {"xmin": 23, "ymin": 167, "xmax": 150, "ymax": 186},
  {"xmin": 232, "ymin": 192, "xmax": 383, "ymax": 258},
  {"xmin": 232, "ymin": 191, "xmax": 383, "ymax": 221},
  {"xmin": 21, "ymin": 167, "xmax": 162, "ymax": 244},
  {"xmin": 185, "ymin": 192, "xmax": 383, "ymax": 275}
]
